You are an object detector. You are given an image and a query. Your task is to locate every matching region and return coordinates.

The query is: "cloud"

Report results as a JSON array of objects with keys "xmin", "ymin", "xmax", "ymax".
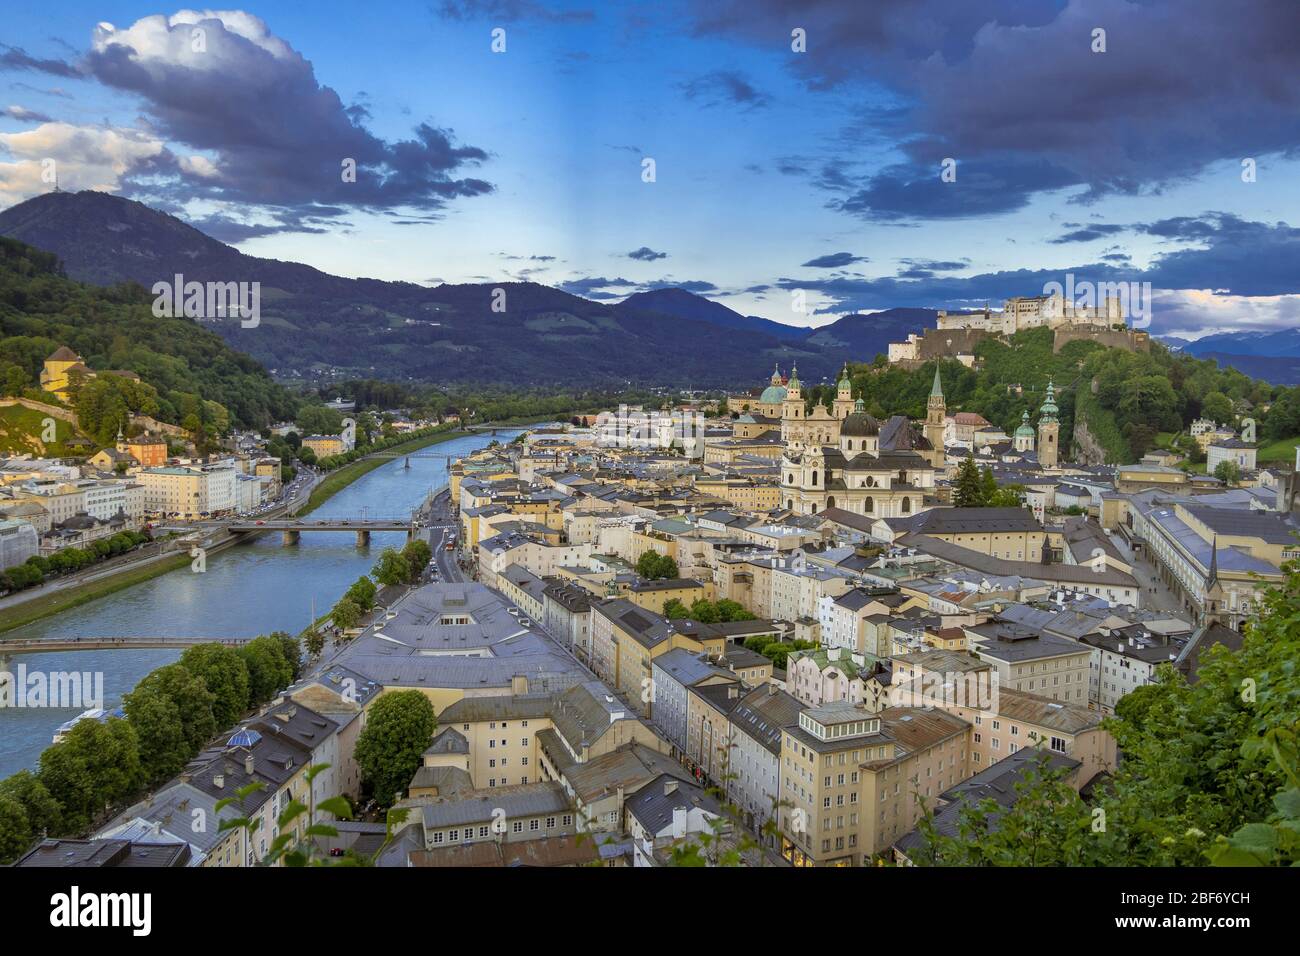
[
  {"xmin": 0, "ymin": 121, "xmax": 168, "ymax": 201},
  {"xmin": 1050, "ymin": 223, "xmax": 1128, "ymax": 244},
  {"xmin": 0, "ymin": 44, "xmax": 81, "ymax": 77},
  {"xmin": 1, "ymin": 105, "xmax": 55, "ymax": 123},
  {"xmin": 679, "ymin": 70, "xmax": 771, "ymax": 110},
  {"xmin": 689, "ymin": 0, "xmax": 1300, "ymax": 220},
  {"xmin": 435, "ymin": 0, "xmax": 595, "ymax": 23},
  {"xmin": 627, "ymin": 246, "xmax": 667, "ymax": 261},
  {"xmin": 0, "ymin": 13, "xmax": 494, "ymax": 235},
  {"xmin": 801, "ymin": 252, "xmax": 867, "ymax": 268}
]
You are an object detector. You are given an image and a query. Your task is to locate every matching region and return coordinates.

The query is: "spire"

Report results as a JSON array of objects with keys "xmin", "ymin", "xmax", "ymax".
[
  {"xmin": 930, "ymin": 366, "xmax": 944, "ymax": 399},
  {"xmin": 854, "ymin": 397, "xmax": 865, "ymax": 413},
  {"xmin": 771, "ymin": 362, "xmax": 782, "ymax": 386},
  {"xmin": 838, "ymin": 363, "xmax": 852, "ymax": 390},
  {"xmin": 1206, "ymin": 535, "xmax": 1219, "ymax": 588},
  {"xmin": 788, "ymin": 364, "xmax": 800, "ymax": 389}
]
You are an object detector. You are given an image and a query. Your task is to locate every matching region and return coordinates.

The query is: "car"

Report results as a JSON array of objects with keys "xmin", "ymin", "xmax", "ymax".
[{"xmin": 255, "ymin": 520, "xmax": 265, "ymax": 526}]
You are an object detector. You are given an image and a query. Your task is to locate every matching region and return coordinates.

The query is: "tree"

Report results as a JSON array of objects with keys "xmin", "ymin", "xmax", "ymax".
[
  {"xmin": 354, "ymin": 691, "xmax": 437, "ymax": 807},
  {"xmin": 0, "ymin": 770, "xmax": 61, "ymax": 841},
  {"xmin": 715, "ymin": 599, "xmax": 756, "ymax": 622},
  {"xmin": 635, "ymin": 551, "xmax": 679, "ymax": 580},
  {"xmin": 372, "ymin": 548, "xmax": 411, "ymax": 587},
  {"xmin": 689, "ymin": 599, "xmax": 721, "ymax": 624},
  {"xmin": 1214, "ymin": 460, "xmax": 1242, "ymax": 486},
  {"xmin": 272, "ymin": 631, "xmax": 302, "ymax": 682},
  {"xmin": 402, "ymin": 539, "xmax": 432, "ymax": 573},
  {"xmin": 239, "ymin": 635, "xmax": 296, "ymax": 706},
  {"xmin": 128, "ymin": 663, "xmax": 216, "ymax": 753},
  {"xmin": 978, "ymin": 466, "xmax": 998, "ymax": 507},
  {"xmin": 123, "ymin": 686, "xmax": 192, "ymax": 783},
  {"xmin": 38, "ymin": 717, "xmax": 144, "ymax": 834},
  {"xmin": 345, "ymin": 576, "xmax": 378, "ymax": 611},
  {"xmin": 662, "ymin": 598, "xmax": 689, "ymax": 620},
  {"xmin": 953, "ymin": 455, "xmax": 983, "ymax": 507},
  {"xmin": 304, "ymin": 627, "xmax": 326, "ymax": 658},
  {"xmin": 180, "ymin": 644, "xmax": 252, "ymax": 729},
  {"xmin": 332, "ymin": 597, "xmax": 363, "ymax": 631},
  {"xmin": 1201, "ymin": 390, "xmax": 1235, "ymax": 426}
]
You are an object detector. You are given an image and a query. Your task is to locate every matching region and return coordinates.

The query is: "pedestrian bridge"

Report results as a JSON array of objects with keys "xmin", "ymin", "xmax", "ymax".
[{"xmin": 0, "ymin": 635, "xmax": 257, "ymax": 655}]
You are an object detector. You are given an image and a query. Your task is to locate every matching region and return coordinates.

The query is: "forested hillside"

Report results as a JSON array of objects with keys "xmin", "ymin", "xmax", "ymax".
[
  {"xmin": 0, "ymin": 237, "xmax": 298, "ymax": 440},
  {"xmin": 827, "ymin": 328, "xmax": 1297, "ymax": 463}
]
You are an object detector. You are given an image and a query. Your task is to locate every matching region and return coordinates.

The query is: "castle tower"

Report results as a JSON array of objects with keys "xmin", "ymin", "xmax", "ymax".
[
  {"xmin": 924, "ymin": 366, "xmax": 947, "ymax": 469},
  {"xmin": 1013, "ymin": 410, "xmax": 1036, "ymax": 453},
  {"xmin": 833, "ymin": 364, "xmax": 855, "ymax": 419},
  {"xmin": 1037, "ymin": 380, "xmax": 1060, "ymax": 468}
]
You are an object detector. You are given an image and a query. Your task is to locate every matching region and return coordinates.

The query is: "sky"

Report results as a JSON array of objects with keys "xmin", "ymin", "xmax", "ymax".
[{"xmin": 1, "ymin": 0, "xmax": 1298, "ymax": 339}]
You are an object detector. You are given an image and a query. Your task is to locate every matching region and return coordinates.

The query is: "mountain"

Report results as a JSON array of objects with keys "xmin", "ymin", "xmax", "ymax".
[
  {"xmin": 1179, "ymin": 328, "xmax": 1300, "ymax": 359},
  {"xmin": 618, "ymin": 288, "xmax": 811, "ymax": 341},
  {"xmin": 1198, "ymin": 353, "xmax": 1300, "ymax": 386},
  {"xmin": 0, "ymin": 191, "xmax": 861, "ymax": 388}
]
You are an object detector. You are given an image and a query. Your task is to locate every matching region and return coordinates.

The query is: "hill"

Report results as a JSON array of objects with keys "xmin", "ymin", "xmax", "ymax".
[
  {"xmin": 0, "ymin": 192, "xmax": 892, "ymax": 388},
  {"xmin": 0, "ymin": 236, "xmax": 298, "ymax": 438}
]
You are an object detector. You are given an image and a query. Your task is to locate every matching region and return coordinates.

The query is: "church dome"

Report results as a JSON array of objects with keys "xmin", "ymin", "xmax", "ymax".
[
  {"xmin": 840, "ymin": 399, "xmax": 878, "ymax": 437},
  {"xmin": 1014, "ymin": 410, "xmax": 1035, "ymax": 438},
  {"xmin": 759, "ymin": 384, "xmax": 788, "ymax": 404}
]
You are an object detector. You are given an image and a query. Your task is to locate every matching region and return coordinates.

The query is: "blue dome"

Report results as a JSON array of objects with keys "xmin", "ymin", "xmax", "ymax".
[
  {"xmin": 759, "ymin": 384, "xmax": 788, "ymax": 403},
  {"xmin": 228, "ymin": 728, "xmax": 262, "ymax": 748}
]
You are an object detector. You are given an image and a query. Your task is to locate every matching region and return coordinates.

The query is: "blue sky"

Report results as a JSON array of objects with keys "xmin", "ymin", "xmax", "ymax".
[{"xmin": 2, "ymin": 0, "xmax": 1298, "ymax": 339}]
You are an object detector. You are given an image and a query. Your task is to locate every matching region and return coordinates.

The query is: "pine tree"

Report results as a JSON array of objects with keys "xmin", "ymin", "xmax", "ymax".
[{"xmin": 953, "ymin": 456, "xmax": 982, "ymax": 507}]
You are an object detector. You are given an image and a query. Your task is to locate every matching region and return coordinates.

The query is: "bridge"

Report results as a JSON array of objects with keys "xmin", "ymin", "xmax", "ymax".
[
  {"xmin": 0, "ymin": 635, "xmax": 257, "ymax": 655},
  {"xmin": 205, "ymin": 517, "xmax": 419, "ymax": 545}
]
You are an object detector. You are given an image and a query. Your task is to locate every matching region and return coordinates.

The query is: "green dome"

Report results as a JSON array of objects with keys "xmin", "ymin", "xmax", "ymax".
[
  {"xmin": 838, "ymin": 364, "xmax": 852, "ymax": 390},
  {"xmin": 1015, "ymin": 410, "xmax": 1035, "ymax": 438},
  {"xmin": 759, "ymin": 384, "xmax": 788, "ymax": 404},
  {"xmin": 1039, "ymin": 381, "xmax": 1059, "ymax": 420}
]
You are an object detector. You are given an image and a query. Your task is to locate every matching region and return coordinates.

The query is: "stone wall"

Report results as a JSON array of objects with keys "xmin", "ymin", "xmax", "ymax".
[{"xmin": 1052, "ymin": 326, "xmax": 1149, "ymax": 355}]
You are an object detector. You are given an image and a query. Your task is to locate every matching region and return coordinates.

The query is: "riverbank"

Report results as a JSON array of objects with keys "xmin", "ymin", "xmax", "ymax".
[
  {"xmin": 0, "ymin": 551, "xmax": 192, "ymax": 634},
  {"xmin": 299, "ymin": 427, "xmax": 470, "ymax": 514}
]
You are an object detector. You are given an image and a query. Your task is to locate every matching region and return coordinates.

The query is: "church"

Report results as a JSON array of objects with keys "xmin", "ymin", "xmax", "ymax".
[{"xmin": 778, "ymin": 367, "xmax": 944, "ymax": 516}]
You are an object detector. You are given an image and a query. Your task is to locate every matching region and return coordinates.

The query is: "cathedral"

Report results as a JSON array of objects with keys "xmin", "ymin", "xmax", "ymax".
[{"xmin": 778, "ymin": 366, "xmax": 942, "ymax": 517}]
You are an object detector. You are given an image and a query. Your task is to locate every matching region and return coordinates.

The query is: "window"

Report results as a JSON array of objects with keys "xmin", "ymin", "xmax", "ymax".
[
  {"xmin": 432, "ymin": 831, "xmax": 444, "ymax": 844},
  {"xmin": 529, "ymin": 819, "xmax": 540, "ymax": 831},
  {"xmin": 478, "ymin": 826, "xmax": 489, "ymax": 838},
  {"xmin": 512, "ymin": 820, "xmax": 523, "ymax": 833},
  {"xmin": 449, "ymin": 829, "xmax": 460, "ymax": 842},
  {"xmin": 546, "ymin": 816, "xmax": 556, "ymax": 828}
]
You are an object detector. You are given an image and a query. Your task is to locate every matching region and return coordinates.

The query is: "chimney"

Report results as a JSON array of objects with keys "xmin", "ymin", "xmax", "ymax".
[
  {"xmin": 664, "ymin": 779, "xmax": 678, "ymax": 797},
  {"xmin": 213, "ymin": 773, "xmax": 225, "ymax": 790},
  {"xmin": 672, "ymin": 806, "xmax": 688, "ymax": 840},
  {"xmin": 244, "ymin": 754, "xmax": 255, "ymax": 776},
  {"xmin": 768, "ymin": 682, "xmax": 776, "ymax": 696}
]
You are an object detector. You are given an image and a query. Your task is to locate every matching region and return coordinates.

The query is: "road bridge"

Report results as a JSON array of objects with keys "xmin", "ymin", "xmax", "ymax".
[{"xmin": 0, "ymin": 635, "xmax": 257, "ymax": 655}]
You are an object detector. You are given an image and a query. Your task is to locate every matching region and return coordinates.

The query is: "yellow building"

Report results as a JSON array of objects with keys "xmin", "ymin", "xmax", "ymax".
[
  {"xmin": 302, "ymin": 434, "xmax": 346, "ymax": 458},
  {"xmin": 39, "ymin": 346, "xmax": 93, "ymax": 400}
]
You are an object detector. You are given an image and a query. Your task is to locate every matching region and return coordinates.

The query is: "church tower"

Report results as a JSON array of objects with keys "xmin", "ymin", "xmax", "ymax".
[
  {"xmin": 1013, "ymin": 410, "xmax": 1036, "ymax": 453},
  {"xmin": 781, "ymin": 364, "xmax": 805, "ymax": 447},
  {"xmin": 1037, "ymin": 380, "xmax": 1060, "ymax": 468},
  {"xmin": 833, "ymin": 364, "xmax": 855, "ymax": 419},
  {"xmin": 924, "ymin": 367, "xmax": 947, "ymax": 469}
]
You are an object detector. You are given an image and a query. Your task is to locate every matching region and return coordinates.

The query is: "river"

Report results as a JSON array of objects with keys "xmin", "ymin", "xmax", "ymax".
[{"xmin": 0, "ymin": 430, "xmax": 519, "ymax": 778}]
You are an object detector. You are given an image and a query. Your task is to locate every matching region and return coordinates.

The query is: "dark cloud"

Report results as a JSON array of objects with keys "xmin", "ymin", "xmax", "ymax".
[
  {"xmin": 75, "ymin": 14, "xmax": 491, "ymax": 236},
  {"xmin": 801, "ymin": 252, "xmax": 867, "ymax": 268},
  {"xmin": 1, "ymin": 105, "xmax": 55, "ymax": 123},
  {"xmin": 679, "ymin": 70, "xmax": 771, "ymax": 110},
  {"xmin": 0, "ymin": 44, "xmax": 81, "ymax": 77},
  {"xmin": 1050, "ymin": 223, "xmax": 1128, "ymax": 244},
  {"xmin": 627, "ymin": 246, "xmax": 667, "ymax": 261},
  {"xmin": 689, "ymin": 0, "xmax": 1300, "ymax": 220},
  {"xmin": 557, "ymin": 276, "xmax": 636, "ymax": 296},
  {"xmin": 641, "ymin": 279, "xmax": 718, "ymax": 293},
  {"xmin": 773, "ymin": 213, "xmax": 1300, "ymax": 333},
  {"xmin": 435, "ymin": 0, "xmax": 595, "ymax": 22}
]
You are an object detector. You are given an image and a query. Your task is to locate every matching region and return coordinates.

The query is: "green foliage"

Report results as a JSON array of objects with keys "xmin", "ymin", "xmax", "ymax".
[
  {"xmin": 345, "ymin": 576, "xmax": 378, "ymax": 611},
  {"xmin": 635, "ymin": 551, "xmax": 679, "ymax": 580},
  {"xmin": 38, "ymin": 717, "xmax": 145, "ymax": 834},
  {"xmin": 953, "ymin": 456, "xmax": 983, "ymax": 508},
  {"xmin": 127, "ymin": 663, "xmax": 217, "ymax": 753},
  {"xmin": 354, "ymin": 691, "xmax": 437, "ymax": 807},
  {"xmin": 662, "ymin": 598, "xmax": 689, "ymax": 620},
  {"xmin": 401, "ymin": 539, "xmax": 432, "ymax": 574},
  {"xmin": 371, "ymin": 547, "xmax": 411, "ymax": 587},
  {"xmin": 180, "ymin": 643, "xmax": 251, "ymax": 729},
  {"xmin": 331, "ymin": 596, "xmax": 363, "ymax": 631},
  {"xmin": 238, "ymin": 635, "xmax": 296, "ymax": 706},
  {"xmin": 1214, "ymin": 460, "xmax": 1242, "ymax": 486},
  {"xmin": 123, "ymin": 685, "xmax": 192, "ymax": 783},
  {"xmin": 0, "ymin": 237, "xmax": 298, "ymax": 429}
]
